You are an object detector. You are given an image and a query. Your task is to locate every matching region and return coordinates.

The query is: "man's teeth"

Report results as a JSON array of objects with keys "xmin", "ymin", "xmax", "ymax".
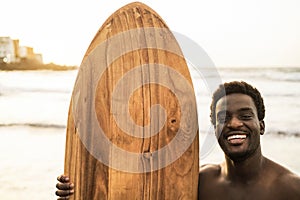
[{"xmin": 227, "ymin": 135, "xmax": 247, "ymax": 140}]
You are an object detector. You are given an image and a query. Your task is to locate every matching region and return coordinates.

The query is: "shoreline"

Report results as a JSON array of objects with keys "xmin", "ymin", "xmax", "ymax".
[{"xmin": 0, "ymin": 62, "xmax": 78, "ymax": 71}]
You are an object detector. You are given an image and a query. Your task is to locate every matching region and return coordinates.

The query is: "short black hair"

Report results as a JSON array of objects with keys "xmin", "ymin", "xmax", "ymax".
[{"xmin": 210, "ymin": 81, "xmax": 265, "ymax": 126}]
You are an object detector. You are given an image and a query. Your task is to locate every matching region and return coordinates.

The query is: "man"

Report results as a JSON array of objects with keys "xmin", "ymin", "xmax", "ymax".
[
  {"xmin": 199, "ymin": 81, "xmax": 300, "ymax": 199},
  {"xmin": 56, "ymin": 81, "xmax": 300, "ymax": 199}
]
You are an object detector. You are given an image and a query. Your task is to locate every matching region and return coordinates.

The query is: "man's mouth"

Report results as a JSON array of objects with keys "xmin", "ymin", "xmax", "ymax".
[{"xmin": 226, "ymin": 134, "xmax": 248, "ymax": 145}]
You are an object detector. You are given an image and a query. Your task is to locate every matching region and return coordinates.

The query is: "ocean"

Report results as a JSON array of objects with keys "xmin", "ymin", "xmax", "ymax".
[{"xmin": 0, "ymin": 67, "xmax": 299, "ymax": 199}]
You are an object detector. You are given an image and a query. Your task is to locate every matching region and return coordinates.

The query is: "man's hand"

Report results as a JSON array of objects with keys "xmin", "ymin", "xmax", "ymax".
[{"xmin": 56, "ymin": 175, "xmax": 74, "ymax": 200}]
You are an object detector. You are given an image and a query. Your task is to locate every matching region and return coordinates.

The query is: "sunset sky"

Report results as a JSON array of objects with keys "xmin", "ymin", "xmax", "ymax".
[{"xmin": 1, "ymin": 0, "xmax": 300, "ymax": 67}]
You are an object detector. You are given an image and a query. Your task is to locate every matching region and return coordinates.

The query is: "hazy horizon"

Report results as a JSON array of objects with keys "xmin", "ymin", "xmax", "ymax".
[{"xmin": 1, "ymin": 0, "xmax": 300, "ymax": 67}]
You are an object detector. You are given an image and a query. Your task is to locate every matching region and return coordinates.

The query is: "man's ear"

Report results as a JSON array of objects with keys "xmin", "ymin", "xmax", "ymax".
[
  {"xmin": 260, "ymin": 121, "xmax": 265, "ymax": 135},
  {"xmin": 213, "ymin": 124, "xmax": 217, "ymax": 136}
]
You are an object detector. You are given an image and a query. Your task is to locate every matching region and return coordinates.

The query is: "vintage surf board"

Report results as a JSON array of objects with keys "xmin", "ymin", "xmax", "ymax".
[{"xmin": 64, "ymin": 2, "xmax": 199, "ymax": 199}]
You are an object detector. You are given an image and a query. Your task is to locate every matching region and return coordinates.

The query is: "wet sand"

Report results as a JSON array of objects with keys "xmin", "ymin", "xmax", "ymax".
[{"xmin": 0, "ymin": 127, "xmax": 299, "ymax": 199}]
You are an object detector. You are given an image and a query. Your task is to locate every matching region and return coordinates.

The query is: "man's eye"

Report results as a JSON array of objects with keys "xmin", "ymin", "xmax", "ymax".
[
  {"xmin": 217, "ymin": 115, "xmax": 228, "ymax": 123},
  {"xmin": 240, "ymin": 114, "xmax": 252, "ymax": 120}
]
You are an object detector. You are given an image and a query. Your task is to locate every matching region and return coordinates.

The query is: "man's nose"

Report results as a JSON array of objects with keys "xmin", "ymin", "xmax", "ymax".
[{"xmin": 227, "ymin": 116, "xmax": 243, "ymax": 128}]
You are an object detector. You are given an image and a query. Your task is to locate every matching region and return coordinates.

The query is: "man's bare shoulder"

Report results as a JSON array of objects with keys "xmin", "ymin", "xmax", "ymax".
[
  {"xmin": 198, "ymin": 164, "xmax": 223, "ymax": 197},
  {"xmin": 199, "ymin": 163, "xmax": 222, "ymax": 178},
  {"xmin": 265, "ymin": 158, "xmax": 300, "ymax": 198},
  {"xmin": 275, "ymin": 171, "xmax": 300, "ymax": 197},
  {"xmin": 282, "ymin": 172, "xmax": 300, "ymax": 185}
]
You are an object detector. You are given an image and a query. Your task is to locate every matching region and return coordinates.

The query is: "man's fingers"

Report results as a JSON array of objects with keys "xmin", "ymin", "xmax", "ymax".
[
  {"xmin": 57, "ymin": 198, "xmax": 69, "ymax": 200},
  {"xmin": 56, "ymin": 174, "xmax": 74, "ymax": 199},
  {"xmin": 57, "ymin": 196, "xmax": 70, "ymax": 200},
  {"xmin": 56, "ymin": 182, "xmax": 74, "ymax": 190},
  {"xmin": 57, "ymin": 175, "xmax": 70, "ymax": 183},
  {"xmin": 55, "ymin": 189, "xmax": 74, "ymax": 198}
]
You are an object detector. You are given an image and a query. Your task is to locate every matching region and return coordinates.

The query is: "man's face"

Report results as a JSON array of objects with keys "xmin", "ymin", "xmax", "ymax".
[{"xmin": 215, "ymin": 93, "xmax": 265, "ymax": 161}]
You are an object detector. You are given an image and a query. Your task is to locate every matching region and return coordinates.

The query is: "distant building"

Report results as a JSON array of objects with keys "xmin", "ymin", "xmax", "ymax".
[
  {"xmin": 0, "ymin": 37, "xmax": 16, "ymax": 63},
  {"xmin": 19, "ymin": 46, "xmax": 33, "ymax": 59},
  {"xmin": 13, "ymin": 39, "xmax": 20, "ymax": 62},
  {"xmin": 34, "ymin": 53, "xmax": 43, "ymax": 63},
  {"xmin": 0, "ymin": 36, "xmax": 43, "ymax": 64},
  {"xmin": 19, "ymin": 46, "xmax": 43, "ymax": 64}
]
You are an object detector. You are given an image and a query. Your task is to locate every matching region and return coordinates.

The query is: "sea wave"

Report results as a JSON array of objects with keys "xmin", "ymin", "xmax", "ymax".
[
  {"xmin": 217, "ymin": 67, "xmax": 300, "ymax": 82},
  {"xmin": 266, "ymin": 131, "xmax": 300, "ymax": 138},
  {"xmin": 1, "ymin": 123, "xmax": 299, "ymax": 138},
  {"xmin": 264, "ymin": 93, "xmax": 300, "ymax": 97},
  {"xmin": 0, "ymin": 123, "xmax": 66, "ymax": 129},
  {"xmin": 0, "ymin": 87, "xmax": 71, "ymax": 95},
  {"xmin": 197, "ymin": 129, "xmax": 300, "ymax": 138}
]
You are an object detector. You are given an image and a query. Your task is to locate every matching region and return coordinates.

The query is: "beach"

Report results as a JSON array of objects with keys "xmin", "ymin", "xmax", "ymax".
[
  {"xmin": 0, "ymin": 67, "xmax": 299, "ymax": 199},
  {"xmin": 0, "ymin": 126, "xmax": 65, "ymax": 199},
  {"xmin": 0, "ymin": 128, "xmax": 299, "ymax": 199}
]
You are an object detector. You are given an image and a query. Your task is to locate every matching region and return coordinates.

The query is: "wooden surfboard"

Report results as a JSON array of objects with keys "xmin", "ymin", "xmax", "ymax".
[{"xmin": 64, "ymin": 2, "xmax": 199, "ymax": 199}]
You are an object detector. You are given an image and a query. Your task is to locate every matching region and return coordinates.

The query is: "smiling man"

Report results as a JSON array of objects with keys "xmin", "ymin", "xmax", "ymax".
[
  {"xmin": 56, "ymin": 81, "xmax": 300, "ymax": 200},
  {"xmin": 199, "ymin": 81, "xmax": 300, "ymax": 200}
]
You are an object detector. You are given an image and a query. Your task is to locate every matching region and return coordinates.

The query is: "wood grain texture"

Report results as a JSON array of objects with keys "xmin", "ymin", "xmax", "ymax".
[{"xmin": 64, "ymin": 2, "xmax": 199, "ymax": 199}]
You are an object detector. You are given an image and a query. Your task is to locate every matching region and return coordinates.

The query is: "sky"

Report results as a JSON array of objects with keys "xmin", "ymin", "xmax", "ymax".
[{"xmin": 1, "ymin": 0, "xmax": 300, "ymax": 67}]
